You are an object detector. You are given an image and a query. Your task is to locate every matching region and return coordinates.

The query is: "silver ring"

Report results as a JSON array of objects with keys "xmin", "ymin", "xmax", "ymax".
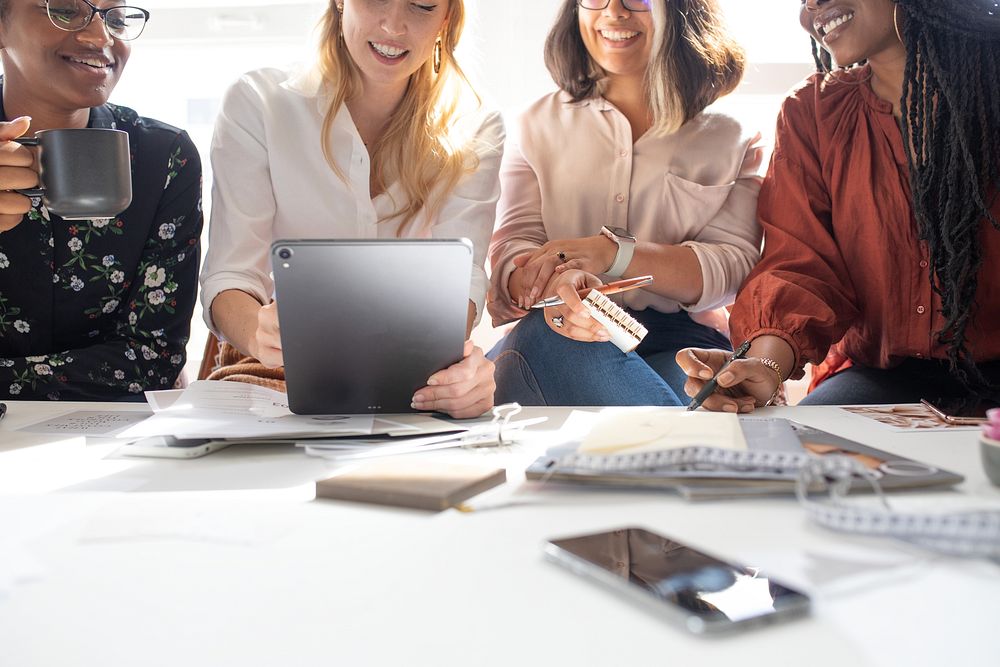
[
  {"xmin": 557, "ymin": 251, "xmax": 567, "ymax": 262},
  {"xmin": 551, "ymin": 315, "xmax": 564, "ymax": 328}
]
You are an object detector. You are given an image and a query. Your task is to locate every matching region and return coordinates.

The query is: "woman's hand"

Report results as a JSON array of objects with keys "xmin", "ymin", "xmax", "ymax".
[
  {"xmin": 411, "ymin": 340, "xmax": 496, "ymax": 418},
  {"xmin": 675, "ymin": 347, "xmax": 780, "ymax": 413},
  {"xmin": 0, "ymin": 117, "xmax": 39, "ymax": 232},
  {"xmin": 248, "ymin": 301, "xmax": 284, "ymax": 368},
  {"xmin": 544, "ymin": 269, "xmax": 611, "ymax": 343},
  {"xmin": 509, "ymin": 236, "xmax": 616, "ymax": 309}
]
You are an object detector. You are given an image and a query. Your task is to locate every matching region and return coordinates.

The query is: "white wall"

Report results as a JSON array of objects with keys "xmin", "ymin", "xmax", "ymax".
[{"xmin": 5, "ymin": 1, "xmax": 816, "ymax": 373}]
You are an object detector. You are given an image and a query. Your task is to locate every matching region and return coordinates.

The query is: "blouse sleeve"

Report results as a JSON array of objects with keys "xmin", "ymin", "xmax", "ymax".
[
  {"xmin": 429, "ymin": 111, "xmax": 505, "ymax": 327},
  {"xmin": 679, "ymin": 134, "xmax": 764, "ymax": 312},
  {"xmin": 486, "ymin": 139, "xmax": 551, "ymax": 327},
  {"xmin": 200, "ymin": 75, "xmax": 277, "ymax": 334},
  {"xmin": 729, "ymin": 97, "xmax": 861, "ymax": 378},
  {"xmin": 1, "ymin": 133, "xmax": 203, "ymax": 400}
]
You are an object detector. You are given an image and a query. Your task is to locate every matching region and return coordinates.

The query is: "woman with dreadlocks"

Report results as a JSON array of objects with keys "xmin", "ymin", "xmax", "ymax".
[{"xmin": 676, "ymin": 0, "xmax": 1000, "ymax": 411}]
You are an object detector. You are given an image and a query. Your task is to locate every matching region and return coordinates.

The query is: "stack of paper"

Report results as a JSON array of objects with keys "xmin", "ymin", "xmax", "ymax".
[
  {"xmin": 115, "ymin": 381, "xmax": 545, "ymax": 461},
  {"xmin": 117, "ymin": 381, "xmax": 469, "ymax": 443}
]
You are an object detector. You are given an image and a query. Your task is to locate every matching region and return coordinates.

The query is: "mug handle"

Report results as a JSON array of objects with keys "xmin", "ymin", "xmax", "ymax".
[{"xmin": 11, "ymin": 137, "xmax": 43, "ymax": 197}]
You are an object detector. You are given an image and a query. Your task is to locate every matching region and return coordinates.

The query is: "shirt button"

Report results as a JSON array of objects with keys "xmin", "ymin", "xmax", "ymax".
[
  {"xmin": 619, "ymin": 150, "xmax": 628, "ymax": 158},
  {"xmin": 919, "ymin": 260, "xmax": 928, "ymax": 268},
  {"xmin": 916, "ymin": 305, "xmax": 926, "ymax": 314},
  {"xmin": 615, "ymin": 193, "xmax": 625, "ymax": 203}
]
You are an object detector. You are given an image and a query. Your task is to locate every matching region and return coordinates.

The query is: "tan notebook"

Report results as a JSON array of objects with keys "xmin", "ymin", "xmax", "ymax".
[{"xmin": 316, "ymin": 460, "xmax": 507, "ymax": 511}]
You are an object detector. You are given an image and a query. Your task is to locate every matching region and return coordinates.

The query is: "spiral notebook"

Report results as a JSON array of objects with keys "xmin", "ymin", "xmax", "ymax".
[
  {"xmin": 583, "ymin": 290, "xmax": 648, "ymax": 353},
  {"xmin": 525, "ymin": 411, "xmax": 963, "ymax": 498}
]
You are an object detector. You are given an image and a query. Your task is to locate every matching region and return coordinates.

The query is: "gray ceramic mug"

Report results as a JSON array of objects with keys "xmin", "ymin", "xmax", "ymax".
[{"xmin": 15, "ymin": 128, "xmax": 132, "ymax": 220}]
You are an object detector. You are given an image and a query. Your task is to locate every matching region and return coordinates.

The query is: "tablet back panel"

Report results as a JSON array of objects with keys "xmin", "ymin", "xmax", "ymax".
[{"xmin": 272, "ymin": 239, "xmax": 472, "ymax": 414}]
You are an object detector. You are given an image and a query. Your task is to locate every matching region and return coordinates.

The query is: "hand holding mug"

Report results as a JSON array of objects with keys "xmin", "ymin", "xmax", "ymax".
[
  {"xmin": 14, "ymin": 127, "xmax": 132, "ymax": 221},
  {"xmin": 0, "ymin": 117, "xmax": 39, "ymax": 232}
]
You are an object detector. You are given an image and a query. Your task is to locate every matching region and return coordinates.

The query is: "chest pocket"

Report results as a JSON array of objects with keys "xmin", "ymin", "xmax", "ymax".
[{"xmin": 662, "ymin": 172, "xmax": 735, "ymax": 234}]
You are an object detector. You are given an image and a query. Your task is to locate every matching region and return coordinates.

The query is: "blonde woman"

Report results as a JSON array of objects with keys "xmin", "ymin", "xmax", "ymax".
[
  {"xmin": 201, "ymin": 0, "xmax": 502, "ymax": 418},
  {"xmin": 487, "ymin": 0, "xmax": 761, "ymax": 406}
]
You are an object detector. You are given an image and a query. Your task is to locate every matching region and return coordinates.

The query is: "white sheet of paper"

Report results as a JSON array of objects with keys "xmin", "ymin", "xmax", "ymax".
[
  {"xmin": 118, "ymin": 381, "xmax": 375, "ymax": 440},
  {"xmin": 122, "ymin": 381, "xmax": 467, "ymax": 441},
  {"xmin": 578, "ymin": 408, "xmax": 747, "ymax": 454},
  {"xmin": 17, "ymin": 410, "xmax": 152, "ymax": 436}
]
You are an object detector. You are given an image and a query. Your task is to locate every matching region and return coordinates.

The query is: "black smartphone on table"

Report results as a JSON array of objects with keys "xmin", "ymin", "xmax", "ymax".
[
  {"xmin": 545, "ymin": 527, "xmax": 810, "ymax": 635},
  {"xmin": 920, "ymin": 397, "xmax": 1000, "ymax": 425}
]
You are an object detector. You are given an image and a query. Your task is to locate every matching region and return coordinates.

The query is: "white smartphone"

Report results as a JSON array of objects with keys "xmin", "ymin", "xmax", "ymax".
[
  {"xmin": 545, "ymin": 527, "xmax": 810, "ymax": 634},
  {"xmin": 120, "ymin": 435, "xmax": 231, "ymax": 459}
]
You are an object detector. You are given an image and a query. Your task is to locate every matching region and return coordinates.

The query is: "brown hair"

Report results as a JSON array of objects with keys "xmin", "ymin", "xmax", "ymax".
[{"xmin": 544, "ymin": 0, "xmax": 745, "ymax": 135}]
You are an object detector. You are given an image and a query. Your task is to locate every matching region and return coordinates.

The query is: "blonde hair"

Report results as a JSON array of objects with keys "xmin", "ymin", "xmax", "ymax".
[
  {"xmin": 544, "ymin": 0, "xmax": 744, "ymax": 136},
  {"xmin": 316, "ymin": 0, "xmax": 480, "ymax": 232}
]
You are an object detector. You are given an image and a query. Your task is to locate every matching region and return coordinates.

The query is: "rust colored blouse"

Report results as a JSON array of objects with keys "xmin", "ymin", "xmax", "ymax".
[{"xmin": 731, "ymin": 68, "xmax": 1000, "ymax": 379}]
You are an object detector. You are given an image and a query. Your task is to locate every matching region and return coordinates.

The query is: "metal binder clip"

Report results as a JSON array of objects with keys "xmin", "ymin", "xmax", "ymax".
[
  {"xmin": 491, "ymin": 402, "xmax": 522, "ymax": 446},
  {"xmin": 454, "ymin": 403, "xmax": 527, "ymax": 449}
]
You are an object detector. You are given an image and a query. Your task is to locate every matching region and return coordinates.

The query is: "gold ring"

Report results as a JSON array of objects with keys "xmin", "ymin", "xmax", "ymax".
[
  {"xmin": 557, "ymin": 251, "xmax": 567, "ymax": 262},
  {"xmin": 552, "ymin": 315, "xmax": 565, "ymax": 328}
]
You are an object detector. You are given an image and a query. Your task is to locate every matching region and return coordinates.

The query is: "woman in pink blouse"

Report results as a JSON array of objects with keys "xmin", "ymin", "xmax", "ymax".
[{"xmin": 486, "ymin": 0, "xmax": 762, "ymax": 405}]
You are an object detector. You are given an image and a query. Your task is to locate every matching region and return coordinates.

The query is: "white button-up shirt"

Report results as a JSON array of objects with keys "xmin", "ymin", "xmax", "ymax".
[
  {"xmin": 201, "ymin": 66, "xmax": 504, "ymax": 334},
  {"xmin": 488, "ymin": 91, "xmax": 762, "ymax": 329}
]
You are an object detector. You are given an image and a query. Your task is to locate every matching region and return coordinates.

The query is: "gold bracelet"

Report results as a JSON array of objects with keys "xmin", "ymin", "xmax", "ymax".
[{"xmin": 758, "ymin": 357, "xmax": 784, "ymax": 407}]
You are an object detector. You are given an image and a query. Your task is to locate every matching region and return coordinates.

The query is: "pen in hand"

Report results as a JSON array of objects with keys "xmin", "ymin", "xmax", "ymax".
[
  {"xmin": 686, "ymin": 340, "xmax": 752, "ymax": 411},
  {"xmin": 531, "ymin": 275, "xmax": 653, "ymax": 309}
]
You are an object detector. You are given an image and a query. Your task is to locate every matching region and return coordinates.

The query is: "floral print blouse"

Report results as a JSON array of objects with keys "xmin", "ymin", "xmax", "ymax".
[{"xmin": 0, "ymin": 88, "xmax": 203, "ymax": 400}]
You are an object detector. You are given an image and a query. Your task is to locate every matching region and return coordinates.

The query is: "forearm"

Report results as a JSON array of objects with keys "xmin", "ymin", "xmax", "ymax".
[
  {"xmin": 466, "ymin": 301, "xmax": 476, "ymax": 339},
  {"xmin": 625, "ymin": 242, "xmax": 704, "ymax": 304},
  {"xmin": 211, "ymin": 289, "xmax": 265, "ymax": 357}
]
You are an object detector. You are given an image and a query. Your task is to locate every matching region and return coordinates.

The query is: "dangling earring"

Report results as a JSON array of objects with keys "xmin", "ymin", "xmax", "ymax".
[
  {"xmin": 336, "ymin": 4, "xmax": 345, "ymax": 45},
  {"xmin": 433, "ymin": 39, "xmax": 442, "ymax": 74}
]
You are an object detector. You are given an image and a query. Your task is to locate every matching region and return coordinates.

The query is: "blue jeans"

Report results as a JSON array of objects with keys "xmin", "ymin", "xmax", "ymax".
[
  {"xmin": 800, "ymin": 358, "xmax": 1000, "ymax": 405},
  {"xmin": 488, "ymin": 309, "xmax": 731, "ymax": 406}
]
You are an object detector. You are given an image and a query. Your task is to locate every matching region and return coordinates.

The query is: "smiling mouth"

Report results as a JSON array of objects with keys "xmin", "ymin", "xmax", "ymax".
[
  {"xmin": 599, "ymin": 29, "xmax": 640, "ymax": 42},
  {"xmin": 64, "ymin": 55, "xmax": 115, "ymax": 70},
  {"xmin": 369, "ymin": 41, "xmax": 409, "ymax": 59},
  {"xmin": 815, "ymin": 12, "xmax": 855, "ymax": 37}
]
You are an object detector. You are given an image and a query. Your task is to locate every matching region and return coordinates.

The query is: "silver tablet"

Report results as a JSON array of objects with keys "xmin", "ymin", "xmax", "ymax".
[{"xmin": 271, "ymin": 239, "xmax": 473, "ymax": 414}]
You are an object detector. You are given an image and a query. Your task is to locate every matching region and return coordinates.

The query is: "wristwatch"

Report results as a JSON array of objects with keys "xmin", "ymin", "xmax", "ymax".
[{"xmin": 600, "ymin": 225, "xmax": 637, "ymax": 278}]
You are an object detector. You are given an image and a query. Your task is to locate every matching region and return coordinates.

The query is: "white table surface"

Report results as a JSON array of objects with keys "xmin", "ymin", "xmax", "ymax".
[{"xmin": 1, "ymin": 400, "xmax": 997, "ymax": 667}]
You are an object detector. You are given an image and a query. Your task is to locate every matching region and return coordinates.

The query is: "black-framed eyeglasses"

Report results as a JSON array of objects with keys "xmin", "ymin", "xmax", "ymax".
[
  {"xmin": 45, "ymin": 0, "xmax": 150, "ymax": 41},
  {"xmin": 578, "ymin": 0, "xmax": 652, "ymax": 12}
]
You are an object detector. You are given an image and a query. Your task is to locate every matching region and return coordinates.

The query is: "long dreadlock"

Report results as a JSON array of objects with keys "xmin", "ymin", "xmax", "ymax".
[
  {"xmin": 811, "ymin": 0, "xmax": 1000, "ymax": 391},
  {"xmin": 896, "ymin": 0, "xmax": 1000, "ymax": 389}
]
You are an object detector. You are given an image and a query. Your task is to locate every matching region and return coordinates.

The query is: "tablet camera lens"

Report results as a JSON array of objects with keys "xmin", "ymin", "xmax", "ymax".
[{"xmin": 278, "ymin": 247, "xmax": 292, "ymax": 260}]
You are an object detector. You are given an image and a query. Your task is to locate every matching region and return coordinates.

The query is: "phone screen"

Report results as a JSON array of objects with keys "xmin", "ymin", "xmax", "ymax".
[
  {"xmin": 547, "ymin": 528, "xmax": 809, "ymax": 632},
  {"xmin": 924, "ymin": 397, "xmax": 1000, "ymax": 421}
]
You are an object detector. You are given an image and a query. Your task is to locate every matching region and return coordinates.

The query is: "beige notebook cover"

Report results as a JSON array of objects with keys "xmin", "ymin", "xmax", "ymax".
[{"xmin": 316, "ymin": 460, "xmax": 507, "ymax": 511}]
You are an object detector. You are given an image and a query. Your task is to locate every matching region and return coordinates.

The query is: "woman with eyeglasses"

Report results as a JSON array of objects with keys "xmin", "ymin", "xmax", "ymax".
[
  {"xmin": 677, "ymin": 0, "xmax": 1000, "ymax": 411},
  {"xmin": 486, "ymin": 0, "xmax": 762, "ymax": 406},
  {"xmin": 201, "ymin": 0, "xmax": 501, "ymax": 418},
  {"xmin": 0, "ymin": 0, "xmax": 203, "ymax": 400}
]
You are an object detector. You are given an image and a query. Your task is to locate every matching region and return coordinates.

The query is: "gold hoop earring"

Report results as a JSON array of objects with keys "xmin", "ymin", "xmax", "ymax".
[
  {"xmin": 433, "ymin": 39, "xmax": 442, "ymax": 74},
  {"xmin": 893, "ymin": 2, "xmax": 903, "ymax": 44}
]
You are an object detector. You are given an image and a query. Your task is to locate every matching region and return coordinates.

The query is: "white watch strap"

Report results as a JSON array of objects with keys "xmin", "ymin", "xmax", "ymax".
[{"xmin": 605, "ymin": 235, "xmax": 635, "ymax": 278}]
